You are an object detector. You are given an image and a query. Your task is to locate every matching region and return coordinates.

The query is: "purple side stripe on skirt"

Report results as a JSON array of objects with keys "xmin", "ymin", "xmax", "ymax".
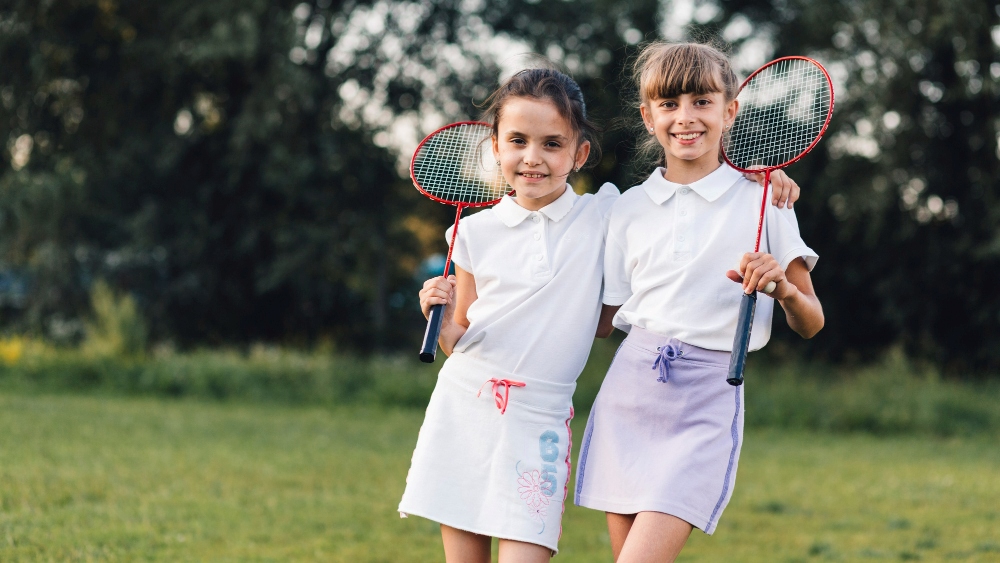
[
  {"xmin": 575, "ymin": 340, "xmax": 626, "ymax": 501},
  {"xmin": 575, "ymin": 406, "xmax": 596, "ymax": 500},
  {"xmin": 706, "ymin": 386, "xmax": 741, "ymax": 531}
]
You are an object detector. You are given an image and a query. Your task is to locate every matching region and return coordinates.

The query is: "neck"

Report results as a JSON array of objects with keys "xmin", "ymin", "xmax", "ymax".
[
  {"xmin": 513, "ymin": 184, "xmax": 567, "ymax": 211},
  {"xmin": 662, "ymin": 155, "xmax": 723, "ymax": 185}
]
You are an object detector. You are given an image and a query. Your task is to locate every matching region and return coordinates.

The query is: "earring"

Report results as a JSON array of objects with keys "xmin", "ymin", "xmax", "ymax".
[
  {"xmin": 575, "ymin": 167, "xmax": 580, "ymax": 172},
  {"xmin": 496, "ymin": 160, "xmax": 500, "ymax": 165}
]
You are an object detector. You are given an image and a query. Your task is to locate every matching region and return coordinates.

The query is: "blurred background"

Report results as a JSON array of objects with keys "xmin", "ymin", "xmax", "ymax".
[
  {"xmin": 2, "ymin": 0, "xmax": 999, "ymax": 368},
  {"xmin": 1, "ymin": 0, "xmax": 999, "ymax": 561}
]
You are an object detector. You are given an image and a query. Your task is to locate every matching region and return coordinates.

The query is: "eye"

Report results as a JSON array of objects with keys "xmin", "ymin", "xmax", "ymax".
[
  {"xmin": 509, "ymin": 137, "xmax": 526, "ymax": 145},
  {"xmin": 695, "ymin": 98, "xmax": 711, "ymax": 106},
  {"xmin": 545, "ymin": 141, "xmax": 562, "ymax": 148},
  {"xmin": 660, "ymin": 100, "xmax": 677, "ymax": 109}
]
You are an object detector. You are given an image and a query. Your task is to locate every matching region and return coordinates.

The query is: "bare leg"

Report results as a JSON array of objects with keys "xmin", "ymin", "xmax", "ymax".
[
  {"xmin": 615, "ymin": 512, "xmax": 692, "ymax": 563},
  {"xmin": 441, "ymin": 524, "xmax": 491, "ymax": 563},
  {"xmin": 606, "ymin": 512, "xmax": 637, "ymax": 562},
  {"xmin": 498, "ymin": 538, "xmax": 552, "ymax": 563}
]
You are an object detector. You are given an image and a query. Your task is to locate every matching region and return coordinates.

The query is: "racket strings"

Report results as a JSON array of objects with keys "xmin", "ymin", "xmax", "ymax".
[
  {"xmin": 725, "ymin": 59, "xmax": 832, "ymax": 169},
  {"xmin": 412, "ymin": 123, "xmax": 509, "ymax": 205}
]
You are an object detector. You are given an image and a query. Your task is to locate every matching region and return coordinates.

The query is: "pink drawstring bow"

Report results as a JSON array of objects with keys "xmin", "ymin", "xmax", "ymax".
[{"xmin": 477, "ymin": 378, "xmax": 526, "ymax": 414}]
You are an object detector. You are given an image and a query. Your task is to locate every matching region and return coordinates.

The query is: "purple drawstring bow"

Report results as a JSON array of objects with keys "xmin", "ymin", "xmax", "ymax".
[{"xmin": 652, "ymin": 343, "xmax": 682, "ymax": 383}]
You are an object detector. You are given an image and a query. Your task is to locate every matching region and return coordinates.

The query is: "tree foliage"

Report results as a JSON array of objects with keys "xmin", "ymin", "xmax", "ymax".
[
  {"xmin": 0, "ymin": 0, "xmax": 428, "ymax": 348},
  {"xmin": 2, "ymin": 0, "xmax": 1000, "ymax": 371},
  {"xmin": 716, "ymin": 0, "xmax": 1000, "ymax": 371}
]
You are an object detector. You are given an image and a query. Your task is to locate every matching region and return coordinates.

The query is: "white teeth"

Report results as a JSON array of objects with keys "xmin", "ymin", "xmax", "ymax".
[
  {"xmin": 522, "ymin": 173, "xmax": 544, "ymax": 178},
  {"xmin": 674, "ymin": 132, "xmax": 701, "ymax": 140}
]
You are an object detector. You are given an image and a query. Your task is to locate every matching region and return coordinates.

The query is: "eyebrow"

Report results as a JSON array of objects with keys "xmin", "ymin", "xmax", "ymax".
[
  {"xmin": 652, "ymin": 92, "xmax": 720, "ymax": 100},
  {"xmin": 503, "ymin": 130, "xmax": 570, "ymax": 141}
]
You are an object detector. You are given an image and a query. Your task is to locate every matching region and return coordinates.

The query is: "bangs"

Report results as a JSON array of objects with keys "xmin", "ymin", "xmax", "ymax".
[{"xmin": 638, "ymin": 43, "xmax": 735, "ymax": 101}]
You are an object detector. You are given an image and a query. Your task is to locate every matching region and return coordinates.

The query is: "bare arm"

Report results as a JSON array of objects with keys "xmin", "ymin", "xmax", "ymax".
[
  {"xmin": 772, "ymin": 258, "xmax": 824, "ymax": 339},
  {"xmin": 730, "ymin": 254, "xmax": 824, "ymax": 339},
  {"xmin": 596, "ymin": 304, "xmax": 620, "ymax": 338}
]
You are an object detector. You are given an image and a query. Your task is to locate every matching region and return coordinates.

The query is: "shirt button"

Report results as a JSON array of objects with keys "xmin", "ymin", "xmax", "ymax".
[
  {"xmin": 678, "ymin": 235, "xmax": 686, "ymax": 241},
  {"xmin": 532, "ymin": 215, "xmax": 540, "ymax": 223},
  {"xmin": 680, "ymin": 210, "xmax": 688, "ymax": 216},
  {"xmin": 535, "ymin": 255, "xmax": 543, "ymax": 261},
  {"xmin": 533, "ymin": 233, "xmax": 541, "ymax": 240},
  {"xmin": 680, "ymin": 187, "xmax": 690, "ymax": 195}
]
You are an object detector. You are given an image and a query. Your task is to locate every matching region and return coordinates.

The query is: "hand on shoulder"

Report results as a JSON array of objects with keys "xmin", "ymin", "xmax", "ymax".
[{"xmin": 742, "ymin": 169, "xmax": 800, "ymax": 209}]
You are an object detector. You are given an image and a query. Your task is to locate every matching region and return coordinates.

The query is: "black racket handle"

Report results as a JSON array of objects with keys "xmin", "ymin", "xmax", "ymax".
[
  {"xmin": 727, "ymin": 291, "xmax": 758, "ymax": 386},
  {"xmin": 419, "ymin": 304, "xmax": 445, "ymax": 363}
]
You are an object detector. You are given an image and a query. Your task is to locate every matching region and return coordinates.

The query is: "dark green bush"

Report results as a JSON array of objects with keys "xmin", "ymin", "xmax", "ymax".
[
  {"xmin": 0, "ymin": 339, "xmax": 996, "ymax": 436},
  {"xmin": 0, "ymin": 345, "xmax": 441, "ymax": 407},
  {"xmin": 578, "ymin": 339, "xmax": 999, "ymax": 436}
]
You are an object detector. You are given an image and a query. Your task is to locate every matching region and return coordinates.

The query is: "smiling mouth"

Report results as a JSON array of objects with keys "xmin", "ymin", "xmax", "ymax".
[
  {"xmin": 520, "ymin": 172, "xmax": 547, "ymax": 179},
  {"xmin": 672, "ymin": 132, "xmax": 703, "ymax": 140}
]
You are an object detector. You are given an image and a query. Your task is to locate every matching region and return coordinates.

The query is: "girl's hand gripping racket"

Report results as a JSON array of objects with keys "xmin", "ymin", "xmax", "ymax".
[
  {"xmin": 722, "ymin": 57, "xmax": 834, "ymax": 386},
  {"xmin": 411, "ymin": 122, "xmax": 509, "ymax": 363}
]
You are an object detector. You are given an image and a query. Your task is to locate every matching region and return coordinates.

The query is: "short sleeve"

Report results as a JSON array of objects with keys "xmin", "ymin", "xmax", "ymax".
[
  {"xmin": 444, "ymin": 222, "xmax": 473, "ymax": 274},
  {"xmin": 595, "ymin": 182, "xmax": 620, "ymax": 240},
  {"xmin": 602, "ymin": 225, "xmax": 632, "ymax": 306},
  {"xmin": 765, "ymin": 204, "xmax": 818, "ymax": 271}
]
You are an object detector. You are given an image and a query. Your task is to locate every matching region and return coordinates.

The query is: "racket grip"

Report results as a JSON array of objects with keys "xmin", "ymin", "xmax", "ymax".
[
  {"xmin": 727, "ymin": 292, "xmax": 758, "ymax": 386},
  {"xmin": 419, "ymin": 304, "xmax": 445, "ymax": 363}
]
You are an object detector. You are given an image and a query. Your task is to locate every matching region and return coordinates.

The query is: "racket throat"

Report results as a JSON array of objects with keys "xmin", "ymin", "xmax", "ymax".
[
  {"xmin": 753, "ymin": 169, "xmax": 771, "ymax": 254},
  {"xmin": 442, "ymin": 204, "xmax": 465, "ymax": 277}
]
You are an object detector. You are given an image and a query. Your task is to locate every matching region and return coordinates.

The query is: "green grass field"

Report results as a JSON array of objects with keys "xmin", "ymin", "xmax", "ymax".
[{"xmin": 0, "ymin": 393, "xmax": 998, "ymax": 562}]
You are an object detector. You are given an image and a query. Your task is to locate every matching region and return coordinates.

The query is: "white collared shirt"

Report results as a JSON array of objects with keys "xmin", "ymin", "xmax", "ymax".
[
  {"xmin": 446, "ymin": 183, "xmax": 619, "ymax": 384},
  {"xmin": 604, "ymin": 164, "xmax": 818, "ymax": 352}
]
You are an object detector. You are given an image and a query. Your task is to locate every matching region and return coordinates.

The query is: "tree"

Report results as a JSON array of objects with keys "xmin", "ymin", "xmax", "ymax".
[
  {"xmin": 0, "ymin": 0, "xmax": 424, "ymax": 348},
  {"xmin": 701, "ymin": 0, "xmax": 1000, "ymax": 371},
  {"xmin": 3, "ymin": 0, "xmax": 1000, "ymax": 372}
]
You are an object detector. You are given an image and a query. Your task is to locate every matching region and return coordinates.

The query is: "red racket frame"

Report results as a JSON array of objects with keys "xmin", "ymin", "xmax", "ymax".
[
  {"xmin": 722, "ymin": 56, "xmax": 834, "ymax": 386},
  {"xmin": 721, "ymin": 56, "xmax": 835, "ymax": 255},
  {"xmin": 411, "ymin": 121, "xmax": 510, "ymax": 362},
  {"xmin": 410, "ymin": 121, "xmax": 510, "ymax": 282}
]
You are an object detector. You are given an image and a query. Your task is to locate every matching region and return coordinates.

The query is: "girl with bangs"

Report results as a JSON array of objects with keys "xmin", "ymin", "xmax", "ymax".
[{"xmin": 574, "ymin": 42, "xmax": 825, "ymax": 562}]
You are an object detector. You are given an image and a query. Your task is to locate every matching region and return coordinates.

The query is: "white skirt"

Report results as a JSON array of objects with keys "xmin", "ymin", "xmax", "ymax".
[{"xmin": 399, "ymin": 353, "xmax": 576, "ymax": 552}]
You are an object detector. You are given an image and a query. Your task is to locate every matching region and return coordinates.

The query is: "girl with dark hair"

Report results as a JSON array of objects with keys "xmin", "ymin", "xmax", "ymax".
[{"xmin": 398, "ymin": 67, "xmax": 617, "ymax": 562}]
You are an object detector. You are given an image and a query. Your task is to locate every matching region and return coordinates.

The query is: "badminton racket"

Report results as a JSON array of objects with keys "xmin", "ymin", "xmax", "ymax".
[
  {"xmin": 722, "ymin": 56, "xmax": 834, "ymax": 386},
  {"xmin": 411, "ymin": 121, "xmax": 509, "ymax": 363}
]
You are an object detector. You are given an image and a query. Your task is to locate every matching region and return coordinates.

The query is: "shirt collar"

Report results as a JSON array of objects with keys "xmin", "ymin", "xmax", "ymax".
[
  {"xmin": 641, "ymin": 164, "xmax": 743, "ymax": 205},
  {"xmin": 493, "ymin": 185, "xmax": 578, "ymax": 227}
]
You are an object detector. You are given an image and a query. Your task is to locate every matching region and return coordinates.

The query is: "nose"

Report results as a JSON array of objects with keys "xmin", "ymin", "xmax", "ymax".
[
  {"xmin": 523, "ymin": 144, "xmax": 543, "ymax": 166},
  {"xmin": 675, "ymin": 101, "xmax": 696, "ymax": 124}
]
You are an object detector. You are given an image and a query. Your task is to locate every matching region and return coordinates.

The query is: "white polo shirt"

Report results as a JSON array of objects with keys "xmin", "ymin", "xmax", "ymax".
[
  {"xmin": 447, "ymin": 183, "xmax": 619, "ymax": 385},
  {"xmin": 604, "ymin": 164, "xmax": 818, "ymax": 352}
]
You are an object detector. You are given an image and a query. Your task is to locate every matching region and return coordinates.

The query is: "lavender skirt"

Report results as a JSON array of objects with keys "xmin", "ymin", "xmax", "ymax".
[{"xmin": 574, "ymin": 327, "xmax": 744, "ymax": 534}]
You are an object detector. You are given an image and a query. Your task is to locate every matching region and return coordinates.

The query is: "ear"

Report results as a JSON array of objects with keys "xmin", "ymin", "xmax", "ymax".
[
  {"xmin": 725, "ymin": 99, "xmax": 739, "ymax": 127},
  {"xmin": 492, "ymin": 135, "xmax": 500, "ymax": 162},
  {"xmin": 575, "ymin": 139, "xmax": 591, "ymax": 170},
  {"xmin": 639, "ymin": 104, "xmax": 653, "ymax": 132}
]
